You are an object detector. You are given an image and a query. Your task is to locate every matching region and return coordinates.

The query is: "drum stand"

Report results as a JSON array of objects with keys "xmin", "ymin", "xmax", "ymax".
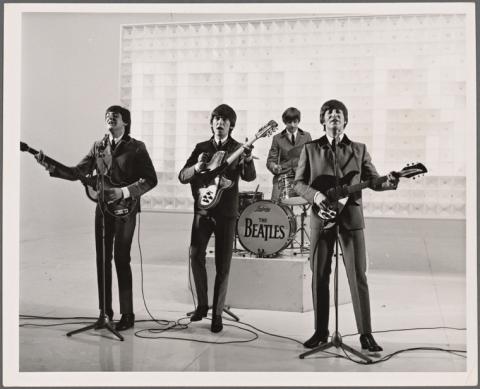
[{"xmin": 291, "ymin": 204, "xmax": 310, "ymax": 254}]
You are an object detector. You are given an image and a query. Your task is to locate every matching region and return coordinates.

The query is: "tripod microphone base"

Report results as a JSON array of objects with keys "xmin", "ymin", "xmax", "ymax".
[
  {"xmin": 66, "ymin": 316, "xmax": 124, "ymax": 341},
  {"xmin": 186, "ymin": 305, "xmax": 240, "ymax": 322},
  {"xmin": 299, "ymin": 332, "xmax": 372, "ymax": 363}
]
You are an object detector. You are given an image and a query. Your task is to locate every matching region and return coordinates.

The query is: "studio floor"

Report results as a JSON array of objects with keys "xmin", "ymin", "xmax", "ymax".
[{"xmin": 18, "ymin": 215, "xmax": 467, "ymax": 375}]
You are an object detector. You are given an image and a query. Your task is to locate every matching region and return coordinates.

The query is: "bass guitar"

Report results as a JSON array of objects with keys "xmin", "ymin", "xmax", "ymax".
[
  {"xmin": 197, "ymin": 120, "xmax": 278, "ymax": 209},
  {"xmin": 20, "ymin": 141, "xmax": 137, "ymax": 217},
  {"xmin": 311, "ymin": 162, "xmax": 428, "ymax": 229}
]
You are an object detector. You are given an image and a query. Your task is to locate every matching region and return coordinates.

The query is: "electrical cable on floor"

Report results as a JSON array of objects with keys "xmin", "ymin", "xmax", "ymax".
[
  {"xmin": 18, "ymin": 213, "xmax": 468, "ymax": 362},
  {"xmin": 132, "ymin": 212, "xmax": 259, "ymax": 344}
]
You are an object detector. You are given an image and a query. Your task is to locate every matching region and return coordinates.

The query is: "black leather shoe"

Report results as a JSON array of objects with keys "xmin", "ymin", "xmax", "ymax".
[
  {"xmin": 210, "ymin": 315, "xmax": 223, "ymax": 333},
  {"xmin": 190, "ymin": 305, "xmax": 209, "ymax": 322},
  {"xmin": 360, "ymin": 333, "xmax": 383, "ymax": 352},
  {"xmin": 115, "ymin": 313, "xmax": 135, "ymax": 331},
  {"xmin": 303, "ymin": 331, "xmax": 328, "ymax": 348}
]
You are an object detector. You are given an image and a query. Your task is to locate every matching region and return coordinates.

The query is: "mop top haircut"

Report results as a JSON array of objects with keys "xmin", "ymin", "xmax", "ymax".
[
  {"xmin": 282, "ymin": 107, "xmax": 301, "ymax": 124},
  {"xmin": 319, "ymin": 99, "xmax": 348, "ymax": 130}
]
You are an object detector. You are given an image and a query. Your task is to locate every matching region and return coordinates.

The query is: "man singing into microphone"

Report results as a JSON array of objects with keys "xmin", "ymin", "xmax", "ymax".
[
  {"xmin": 178, "ymin": 104, "xmax": 256, "ymax": 333},
  {"xmin": 295, "ymin": 99, "xmax": 399, "ymax": 351},
  {"xmin": 36, "ymin": 105, "xmax": 157, "ymax": 331}
]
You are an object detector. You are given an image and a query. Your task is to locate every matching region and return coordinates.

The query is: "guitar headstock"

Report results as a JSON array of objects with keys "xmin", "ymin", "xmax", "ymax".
[
  {"xmin": 20, "ymin": 141, "xmax": 29, "ymax": 152},
  {"xmin": 398, "ymin": 162, "xmax": 428, "ymax": 180},
  {"xmin": 254, "ymin": 120, "xmax": 279, "ymax": 140}
]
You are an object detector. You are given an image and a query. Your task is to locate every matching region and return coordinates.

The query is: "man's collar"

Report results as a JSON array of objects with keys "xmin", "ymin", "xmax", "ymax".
[
  {"xmin": 212, "ymin": 135, "xmax": 229, "ymax": 145},
  {"xmin": 281, "ymin": 128, "xmax": 304, "ymax": 137},
  {"xmin": 326, "ymin": 132, "xmax": 345, "ymax": 145},
  {"xmin": 109, "ymin": 131, "xmax": 125, "ymax": 143},
  {"xmin": 319, "ymin": 133, "xmax": 351, "ymax": 147}
]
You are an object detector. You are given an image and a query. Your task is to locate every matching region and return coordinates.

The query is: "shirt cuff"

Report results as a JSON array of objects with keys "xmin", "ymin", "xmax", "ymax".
[
  {"xmin": 314, "ymin": 191, "xmax": 322, "ymax": 204},
  {"xmin": 121, "ymin": 187, "xmax": 130, "ymax": 199}
]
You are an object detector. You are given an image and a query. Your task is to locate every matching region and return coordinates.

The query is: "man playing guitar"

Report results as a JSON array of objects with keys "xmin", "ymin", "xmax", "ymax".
[
  {"xmin": 35, "ymin": 105, "xmax": 157, "ymax": 331},
  {"xmin": 178, "ymin": 104, "xmax": 256, "ymax": 333},
  {"xmin": 294, "ymin": 100, "xmax": 399, "ymax": 352}
]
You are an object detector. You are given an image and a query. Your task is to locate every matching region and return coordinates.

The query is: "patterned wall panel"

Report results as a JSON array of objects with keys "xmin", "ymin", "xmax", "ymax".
[{"xmin": 120, "ymin": 14, "xmax": 467, "ymax": 218}]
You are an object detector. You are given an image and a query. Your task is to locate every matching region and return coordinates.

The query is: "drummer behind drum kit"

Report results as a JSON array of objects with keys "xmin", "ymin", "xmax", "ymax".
[{"xmin": 236, "ymin": 145, "xmax": 310, "ymax": 258}]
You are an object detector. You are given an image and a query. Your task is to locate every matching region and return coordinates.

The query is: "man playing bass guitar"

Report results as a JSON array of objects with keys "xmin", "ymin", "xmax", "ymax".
[
  {"xmin": 294, "ymin": 99, "xmax": 399, "ymax": 352},
  {"xmin": 35, "ymin": 105, "xmax": 157, "ymax": 331},
  {"xmin": 178, "ymin": 104, "xmax": 256, "ymax": 333}
]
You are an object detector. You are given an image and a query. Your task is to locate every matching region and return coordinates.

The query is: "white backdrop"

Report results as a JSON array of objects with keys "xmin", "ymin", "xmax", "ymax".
[{"xmin": 120, "ymin": 14, "xmax": 467, "ymax": 219}]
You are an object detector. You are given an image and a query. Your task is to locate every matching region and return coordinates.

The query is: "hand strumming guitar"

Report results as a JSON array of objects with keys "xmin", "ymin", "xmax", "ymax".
[
  {"xmin": 314, "ymin": 192, "xmax": 337, "ymax": 221},
  {"xmin": 194, "ymin": 152, "xmax": 209, "ymax": 173},
  {"xmin": 104, "ymin": 188, "xmax": 123, "ymax": 203}
]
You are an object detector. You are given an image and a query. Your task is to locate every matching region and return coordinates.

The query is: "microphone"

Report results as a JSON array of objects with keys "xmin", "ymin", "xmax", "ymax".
[{"xmin": 99, "ymin": 134, "xmax": 109, "ymax": 151}]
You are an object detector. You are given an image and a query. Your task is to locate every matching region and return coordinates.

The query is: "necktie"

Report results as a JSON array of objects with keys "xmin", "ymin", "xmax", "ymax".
[
  {"xmin": 331, "ymin": 138, "xmax": 336, "ymax": 153},
  {"xmin": 218, "ymin": 140, "xmax": 222, "ymax": 148},
  {"xmin": 291, "ymin": 133, "xmax": 295, "ymax": 145},
  {"xmin": 111, "ymin": 140, "xmax": 116, "ymax": 150}
]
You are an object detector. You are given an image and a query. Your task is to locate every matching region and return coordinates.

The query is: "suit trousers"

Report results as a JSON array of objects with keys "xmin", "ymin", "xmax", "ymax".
[
  {"xmin": 189, "ymin": 213, "xmax": 236, "ymax": 316},
  {"xmin": 310, "ymin": 226, "xmax": 372, "ymax": 336},
  {"xmin": 95, "ymin": 205, "xmax": 137, "ymax": 315}
]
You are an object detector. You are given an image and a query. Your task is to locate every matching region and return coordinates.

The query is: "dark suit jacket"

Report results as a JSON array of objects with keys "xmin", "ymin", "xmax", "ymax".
[
  {"xmin": 266, "ymin": 128, "xmax": 312, "ymax": 185},
  {"xmin": 50, "ymin": 134, "xmax": 158, "ymax": 201},
  {"xmin": 294, "ymin": 134, "xmax": 390, "ymax": 230},
  {"xmin": 178, "ymin": 136, "xmax": 256, "ymax": 217}
]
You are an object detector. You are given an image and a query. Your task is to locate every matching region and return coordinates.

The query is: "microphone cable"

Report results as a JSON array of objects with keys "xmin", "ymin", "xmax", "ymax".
[{"xmin": 18, "ymin": 214, "xmax": 469, "ymax": 362}]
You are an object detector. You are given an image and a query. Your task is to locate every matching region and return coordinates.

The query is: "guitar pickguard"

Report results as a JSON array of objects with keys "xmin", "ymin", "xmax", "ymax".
[{"xmin": 198, "ymin": 176, "xmax": 233, "ymax": 209}]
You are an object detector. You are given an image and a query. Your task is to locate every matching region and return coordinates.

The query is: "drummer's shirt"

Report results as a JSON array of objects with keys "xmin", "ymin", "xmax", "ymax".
[
  {"xmin": 313, "ymin": 133, "xmax": 345, "ymax": 204},
  {"xmin": 286, "ymin": 128, "xmax": 298, "ymax": 145}
]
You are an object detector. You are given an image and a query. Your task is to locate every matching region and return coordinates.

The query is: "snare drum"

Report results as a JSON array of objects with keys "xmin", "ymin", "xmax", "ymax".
[
  {"xmin": 278, "ymin": 172, "xmax": 307, "ymax": 205},
  {"xmin": 237, "ymin": 200, "xmax": 297, "ymax": 256},
  {"xmin": 238, "ymin": 191, "xmax": 263, "ymax": 214}
]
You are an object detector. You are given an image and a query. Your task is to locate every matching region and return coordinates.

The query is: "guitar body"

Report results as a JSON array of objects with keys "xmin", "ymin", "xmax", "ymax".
[
  {"xmin": 311, "ymin": 171, "xmax": 358, "ymax": 229},
  {"xmin": 196, "ymin": 120, "xmax": 279, "ymax": 210},
  {"xmin": 83, "ymin": 175, "xmax": 138, "ymax": 217},
  {"xmin": 309, "ymin": 162, "xmax": 428, "ymax": 229},
  {"xmin": 198, "ymin": 175, "xmax": 233, "ymax": 209}
]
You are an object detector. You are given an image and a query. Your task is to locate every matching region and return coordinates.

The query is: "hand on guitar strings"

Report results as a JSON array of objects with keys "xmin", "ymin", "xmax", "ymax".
[
  {"xmin": 194, "ymin": 152, "xmax": 209, "ymax": 173},
  {"xmin": 272, "ymin": 163, "xmax": 282, "ymax": 174},
  {"xmin": 34, "ymin": 150, "xmax": 55, "ymax": 173},
  {"xmin": 315, "ymin": 196, "xmax": 337, "ymax": 221},
  {"xmin": 103, "ymin": 188, "xmax": 123, "ymax": 203},
  {"xmin": 386, "ymin": 171, "xmax": 400, "ymax": 189},
  {"xmin": 241, "ymin": 138, "xmax": 254, "ymax": 163}
]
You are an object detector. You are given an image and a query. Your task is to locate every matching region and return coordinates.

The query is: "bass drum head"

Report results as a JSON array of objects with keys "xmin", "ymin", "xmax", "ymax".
[{"xmin": 237, "ymin": 200, "xmax": 296, "ymax": 256}]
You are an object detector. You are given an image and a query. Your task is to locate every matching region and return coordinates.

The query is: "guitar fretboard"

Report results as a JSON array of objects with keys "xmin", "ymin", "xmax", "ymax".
[{"xmin": 346, "ymin": 175, "xmax": 388, "ymax": 194}]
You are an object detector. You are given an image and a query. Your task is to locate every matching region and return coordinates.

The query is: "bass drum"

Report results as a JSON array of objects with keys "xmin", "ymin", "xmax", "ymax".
[{"xmin": 237, "ymin": 200, "xmax": 297, "ymax": 256}]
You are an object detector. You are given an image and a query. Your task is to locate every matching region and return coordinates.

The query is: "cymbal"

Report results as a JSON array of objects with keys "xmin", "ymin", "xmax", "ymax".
[{"xmin": 287, "ymin": 145, "xmax": 304, "ymax": 159}]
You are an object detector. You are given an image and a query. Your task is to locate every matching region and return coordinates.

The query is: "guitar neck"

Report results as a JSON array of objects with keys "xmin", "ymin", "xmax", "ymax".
[
  {"xmin": 23, "ymin": 145, "xmax": 70, "ymax": 171},
  {"xmin": 346, "ymin": 175, "xmax": 388, "ymax": 194},
  {"xmin": 225, "ymin": 137, "xmax": 257, "ymax": 166}
]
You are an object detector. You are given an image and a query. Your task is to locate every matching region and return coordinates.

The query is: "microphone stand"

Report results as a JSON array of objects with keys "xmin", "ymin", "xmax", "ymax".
[
  {"xmin": 299, "ymin": 136, "xmax": 371, "ymax": 363},
  {"xmin": 67, "ymin": 142, "xmax": 124, "ymax": 341}
]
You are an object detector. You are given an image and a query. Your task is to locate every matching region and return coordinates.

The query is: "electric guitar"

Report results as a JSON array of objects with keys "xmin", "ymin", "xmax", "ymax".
[
  {"xmin": 312, "ymin": 162, "xmax": 428, "ymax": 229},
  {"xmin": 20, "ymin": 141, "xmax": 138, "ymax": 217},
  {"xmin": 197, "ymin": 120, "xmax": 278, "ymax": 209}
]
